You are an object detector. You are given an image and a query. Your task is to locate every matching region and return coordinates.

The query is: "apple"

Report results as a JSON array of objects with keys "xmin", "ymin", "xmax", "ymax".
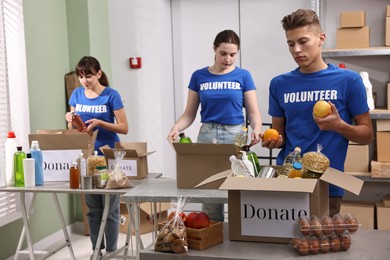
[
  {"xmin": 185, "ymin": 212, "xmax": 198, "ymax": 228},
  {"xmin": 191, "ymin": 212, "xmax": 210, "ymax": 229},
  {"xmin": 167, "ymin": 211, "xmax": 187, "ymax": 224}
]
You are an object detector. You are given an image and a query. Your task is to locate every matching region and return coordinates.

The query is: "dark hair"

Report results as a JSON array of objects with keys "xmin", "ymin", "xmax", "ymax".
[
  {"xmin": 75, "ymin": 56, "xmax": 110, "ymax": 86},
  {"xmin": 281, "ymin": 9, "xmax": 321, "ymax": 32},
  {"xmin": 213, "ymin": 30, "xmax": 240, "ymax": 50}
]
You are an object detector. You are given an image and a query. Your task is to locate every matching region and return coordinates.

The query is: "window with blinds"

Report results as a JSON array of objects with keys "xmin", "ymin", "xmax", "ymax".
[{"xmin": 0, "ymin": 0, "xmax": 31, "ymax": 227}]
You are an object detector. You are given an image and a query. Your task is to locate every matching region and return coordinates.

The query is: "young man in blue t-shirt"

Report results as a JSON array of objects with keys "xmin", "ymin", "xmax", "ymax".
[{"xmin": 262, "ymin": 9, "xmax": 373, "ymax": 216}]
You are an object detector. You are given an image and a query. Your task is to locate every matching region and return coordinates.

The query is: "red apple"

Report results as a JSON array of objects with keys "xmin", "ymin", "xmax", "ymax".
[
  {"xmin": 167, "ymin": 211, "xmax": 187, "ymax": 224},
  {"xmin": 185, "ymin": 212, "xmax": 198, "ymax": 228},
  {"xmin": 191, "ymin": 212, "xmax": 210, "ymax": 229}
]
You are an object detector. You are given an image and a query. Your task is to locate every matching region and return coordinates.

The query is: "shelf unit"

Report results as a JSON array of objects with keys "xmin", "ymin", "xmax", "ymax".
[{"xmin": 323, "ymin": 47, "xmax": 390, "ymax": 58}]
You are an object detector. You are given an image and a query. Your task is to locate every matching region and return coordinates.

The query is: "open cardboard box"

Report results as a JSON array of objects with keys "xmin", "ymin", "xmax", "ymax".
[
  {"xmin": 195, "ymin": 167, "xmax": 363, "ymax": 243},
  {"xmin": 101, "ymin": 142, "xmax": 155, "ymax": 179},
  {"xmin": 28, "ymin": 129, "xmax": 98, "ymax": 181},
  {"xmin": 170, "ymin": 141, "xmax": 237, "ymax": 189}
]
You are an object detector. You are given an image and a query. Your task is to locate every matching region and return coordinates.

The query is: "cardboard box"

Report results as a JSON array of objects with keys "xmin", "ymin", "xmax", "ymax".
[
  {"xmin": 196, "ymin": 167, "xmax": 363, "ymax": 243},
  {"xmin": 386, "ymin": 17, "xmax": 390, "ymax": 47},
  {"xmin": 339, "ymin": 201, "xmax": 375, "ymax": 229},
  {"xmin": 344, "ymin": 144, "xmax": 369, "ymax": 173},
  {"xmin": 336, "ymin": 27, "xmax": 370, "ymax": 49},
  {"xmin": 340, "ymin": 11, "xmax": 365, "ymax": 28},
  {"xmin": 28, "ymin": 129, "xmax": 97, "ymax": 181},
  {"xmin": 371, "ymin": 160, "xmax": 390, "ymax": 178},
  {"xmin": 376, "ymin": 132, "xmax": 390, "ymax": 162},
  {"xmin": 101, "ymin": 142, "xmax": 155, "ymax": 179},
  {"xmin": 120, "ymin": 202, "xmax": 170, "ymax": 235},
  {"xmin": 387, "ymin": 83, "xmax": 390, "ymax": 109},
  {"xmin": 376, "ymin": 119, "xmax": 390, "ymax": 132},
  {"xmin": 387, "ymin": 5, "xmax": 390, "ymax": 17},
  {"xmin": 376, "ymin": 201, "xmax": 390, "ymax": 230},
  {"xmin": 382, "ymin": 195, "xmax": 390, "ymax": 207},
  {"xmin": 158, "ymin": 221, "xmax": 223, "ymax": 250},
  {"xmin": 171, "ymin": 142, "xmax": 237, "ymax": 189}
]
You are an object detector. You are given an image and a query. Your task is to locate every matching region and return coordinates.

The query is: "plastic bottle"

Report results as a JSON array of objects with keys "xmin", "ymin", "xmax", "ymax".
[
  {"xmin": 77, "ymin": 152, "xmax": 87, "ymax": 177},
  {"xmin": 360, "ymin": 71, "xmax": 375, "ymax": 111},
  {"xmin": 241, "ymin": 151, "xmax": 255, "ymax": 177},
  {"xmin": 242, "ymin": 145, "xmax": 261, "ymax": 177},
  {"xmin": 14, "ymin": 146, "xmax": 26, "ymax": 187},
  {"xmin": 229, "ymin": 155, "xmax": 251, "ymax": 177},
  {"xmin": 23, "ymin": 153, "xmax": 35, "ymax": 187},
  {"xmin": 30, "ymin": 140, "xmax": 44, "ymax": 186},
  {"xmin": 278, "ymin": 147, "xmax": 302, "ymax": 177},
  {"xmin": 69, "ymin": 162, "xmax": 79, "ymax": 189},
  {"xmin": 179, "ymin": 132, "xmax": 192, "ymax": 143},
  {"xmin": 5, "ymin": 131, "xmax": 18, "ymax": 186},
  {"xmin": 339, "ymin": 63, "xmax": 346, "ymax": 69},
  {"xmin": 288, "ymin": 161, "xmax": 303, "ymax": 178},
  {"xmin": 235, "ymin": 126, "xmax": 248, "ymax": 150}
]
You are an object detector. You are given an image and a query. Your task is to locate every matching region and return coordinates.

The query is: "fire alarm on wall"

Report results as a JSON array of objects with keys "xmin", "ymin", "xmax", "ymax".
[{"xmin": 129, "ymin": 57, "xmax": 142, "ymax": 69}]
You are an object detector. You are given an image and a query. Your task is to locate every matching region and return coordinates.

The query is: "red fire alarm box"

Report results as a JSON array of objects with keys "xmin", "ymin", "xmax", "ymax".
[{"xmin": 129, "ymin": 57, "xmax": 142, "ymax": 69}]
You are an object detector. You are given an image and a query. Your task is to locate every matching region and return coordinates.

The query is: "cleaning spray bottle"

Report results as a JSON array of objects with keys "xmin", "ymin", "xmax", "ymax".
[{"xmin": 241, "ymin": 151, "xmax": 255, "ymax": 177}]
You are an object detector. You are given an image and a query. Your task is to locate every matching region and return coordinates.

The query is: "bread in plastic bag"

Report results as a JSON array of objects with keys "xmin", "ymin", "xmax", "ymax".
[
  {"xmin": 105, "ymin": 149, "xmax": 131, "ymax": 189},
  {"xmin": 154, "ymin": 196, "xmax": 188, "ymax": 254}
]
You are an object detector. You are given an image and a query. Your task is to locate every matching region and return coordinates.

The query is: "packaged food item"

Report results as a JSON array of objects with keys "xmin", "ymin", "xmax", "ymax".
[
  {"xmin": 302, "ymin": 144, "xmax": 330, "ymax": 178},
  {"xmin": 298, "ymin": 216, "xmax": 311, "ymax": 236},
  {"xmin": 94, "ymin": 165, "xmax": 109, "ymax": 189},
  {"xmin": 321, "ymin": 214, "xmax": 334, "ymax": 235},
  {"xmin": 69, "ymin": 162, "xmax": 79, "ymax": 189},
  {"xmin": 344, "ymin": 213, "xmax": 359, "ymax": 233},
  {"xmin": 105, "ymin": 150, "xmax": 131, "ymax": 189},
  {"xmin": 70, "ymin": 111, "xmax": 87, "ymax": 132},
  {"xmin": 179, "ymin": 133, "xmax": 192, "ymax": 143},
  {"xmin": 87, "ymin": 151, "xmax": 106, "ymax": 176},
  {"xmin": 278, "ymin": 147, "xmax": 301, "ymax": 177},
  {"xmin": 310, "ymin": 215, "xmax": 322, "ymax": 237}
]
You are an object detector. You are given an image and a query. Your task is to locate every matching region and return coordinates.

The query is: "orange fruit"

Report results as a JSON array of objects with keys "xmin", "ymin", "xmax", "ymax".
[
  {"xmin": 313, "ymin": 100, "xmax": 331, "ymax": 118},
  {"xmin": 262, "ymin": 128, "xmax": 279, "ymax": 142}
]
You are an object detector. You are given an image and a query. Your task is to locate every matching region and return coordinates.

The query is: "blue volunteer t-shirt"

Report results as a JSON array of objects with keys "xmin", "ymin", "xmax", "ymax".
[
  {"xmin": 268, "ymin": 64, "xmax": 369, "ymax": 196},
  {"xmin": 188, "ymin": 66, "xmax": 256, "ymax": 125},
  {"xmin": 69, "ymin": 87, "xmax": 124, "ymax": 152}
]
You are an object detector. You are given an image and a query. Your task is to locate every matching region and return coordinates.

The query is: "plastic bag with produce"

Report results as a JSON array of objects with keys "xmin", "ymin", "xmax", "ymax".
[{"xmin": 105, "ymin": 150, "xmax": 131, "ymax": 189}]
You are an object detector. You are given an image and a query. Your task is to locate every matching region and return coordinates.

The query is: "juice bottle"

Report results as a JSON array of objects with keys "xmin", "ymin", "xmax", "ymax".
[
  {"xmin": 14, "ymin": 146, "xmax": 26, "ymax": 187},
  {"xmin": 235, "ymin": 127, "xmax": 248, "ymax": 152},
  {"xmin": 288, "ymin": 162, "xmax": 303, "ymax": 178},
  {"xmin": 69, "ymin": 162, "xmax": 80, "ymax": 189}
]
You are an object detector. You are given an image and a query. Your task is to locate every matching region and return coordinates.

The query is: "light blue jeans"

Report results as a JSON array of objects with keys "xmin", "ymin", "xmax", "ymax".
[
  {"xmin": 197, "ymin": 122, "xmax": 243, "ymax": 222},
  {"xmin": 85, "ymin": 194, "xmax": 120, "ymax": 252}
]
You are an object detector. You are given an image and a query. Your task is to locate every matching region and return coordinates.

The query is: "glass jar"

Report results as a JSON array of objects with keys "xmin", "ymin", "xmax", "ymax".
[
  {"xmin": 69, "ymin": 162, "xmax": 80, "ymax": 189},
  {"xmin": 70, "ymin": 112, "xmax": 87, "ymax": 132},
  {"xmin": 94, "ymin": 165, "xmax": 109, "ymax": 189}
]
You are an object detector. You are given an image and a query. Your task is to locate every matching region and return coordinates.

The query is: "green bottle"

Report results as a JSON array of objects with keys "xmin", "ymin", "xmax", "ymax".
[
  {"xmin": 179, "ymin": 132, "xmax": 192, "ymax": 143},
  {"xmin": 242, "ymin": 145, "xmax": 261, "ymax": 177},
  {"xmin": 14, "ymin": 146, "xmax": 26, "ymax": 187}
]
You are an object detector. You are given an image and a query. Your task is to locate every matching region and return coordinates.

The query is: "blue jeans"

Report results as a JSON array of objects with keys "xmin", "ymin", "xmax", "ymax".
[
  {"xmin": 197, "ymin": 122, "xmax": 243, "ymax": 222},
  {"xmin": 85, "ymin": 194, "xmax": 120, "ymax": 252}
]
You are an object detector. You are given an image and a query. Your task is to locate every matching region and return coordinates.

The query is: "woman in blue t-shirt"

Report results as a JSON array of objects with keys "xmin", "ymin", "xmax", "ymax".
[
  {"xmin": 65, "ymin": 56, "xmax": 128, "ymax": 257},
  {"xmin": 168, "ymin": 30, "xmax": 263, "ymax": 221}
]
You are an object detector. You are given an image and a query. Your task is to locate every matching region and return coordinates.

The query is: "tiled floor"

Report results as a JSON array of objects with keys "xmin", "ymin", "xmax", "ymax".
[{"xmin": 43, "ymin": 231, "xmax": 153, "ymax": 260}]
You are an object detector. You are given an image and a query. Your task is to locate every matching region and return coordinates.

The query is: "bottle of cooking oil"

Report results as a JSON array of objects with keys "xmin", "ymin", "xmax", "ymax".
[
  {"xmin": 278, "ymin": 147, "xmax": 302, "ymax": 177},
  {"xmin": 288, "ymin": 162, "xmax": 303, "ymax": 178},
  {"xmin": 235, "ymin": 126, "xmax": 248, "ymax": 151}
]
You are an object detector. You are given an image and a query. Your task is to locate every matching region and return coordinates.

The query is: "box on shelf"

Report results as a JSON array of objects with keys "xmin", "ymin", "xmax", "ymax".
[
  {"xmin": 171, "ymin": 142, "xmax": 236, "ymax": 189},
  {"xmin": 120, "ymin": 202, "xmax": 170, "ymax": 235},
  {"xmin": 101, "ymin": 142, "xmax": 155, "ymax": 179},
  {"xmin": 339, "ymin": 201, "xmax": 375, "ymax": 229},
  {"xmin": 382, "ymin": 195, "xmax": 390, "ymax": 207},
  {"xmin": 376, "ymin": 119, "xmax": 390, "ymax": 132},
  {"xmin": 376, "ymin": 132, "xmax": 390, "ymax": 162},
  {"xmin": 344, "ymin": 143, "xmax": 369, "ymax": 173},
  {"xmin": 386, "ymin": 17, "xmax": 390, "ymax": 47},
  {"xmin": 370, "ymin": 160, "xmax": 390, "ymax": 178},
  {"xmin": 28, "ymin": 129, "xmax": 98, "ymax": 181},
  {"xmin": 387, "ymin": 5, "xmax": 390, "ymax": 17},
  {"xmin": 158, "ymin": 221, "xmax": 223, "ymax": 250},
  {"xmin": 388, "ymin": 83, "xmax": 390, "ymax": 109},
  {"xmin": 376, "ymin": 201, "xmax": 390, "ymax": 230},
  {"xmin": 196, "ymin": 167, "xmax": 363, "ymax": 243},
  {"xmin": 336, "ymin": 27, "xmax": 370, "ymax": 49},
  {"xmin": 340, "ymin": 11, "xmax": 365, "ymax": 28}
]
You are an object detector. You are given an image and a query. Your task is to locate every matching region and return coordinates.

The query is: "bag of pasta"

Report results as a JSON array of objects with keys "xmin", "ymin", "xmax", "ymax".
[
  {"xmin": 154, "ymin": 196, "xmax": 188, "ymax": 255},
  {"xmin": 105, "ymin": 149, "xmax": 131, "ymax": 189},
  {"xmin": 87, "ymin": 151, "xmax": 106, "ymax": 176},
  {"xmin": 302, "ymin": 144, "xmax": 330, "ymax": 179}
]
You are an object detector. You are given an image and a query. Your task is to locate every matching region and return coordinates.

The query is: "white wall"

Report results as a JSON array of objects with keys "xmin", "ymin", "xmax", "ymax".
[{"xmin": 107, "ymin": 0, "xmax": 390, "ymax": 178}]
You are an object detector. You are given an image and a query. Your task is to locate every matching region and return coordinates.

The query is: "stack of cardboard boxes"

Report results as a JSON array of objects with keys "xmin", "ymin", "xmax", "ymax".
[
  {"xmin": 371, "ymin": 120, "xmax": 390, "ymax": 178},
  {"xmin": 386, "ymin": 5, "xmax": 390, "ymax": 46},
  {"xmin": 336, "ymin": 11, "xmax": 370, "ymax": 49},
  {"xmin": 376, "ymin": 195, "xmax": 390, "ymax": 230}
]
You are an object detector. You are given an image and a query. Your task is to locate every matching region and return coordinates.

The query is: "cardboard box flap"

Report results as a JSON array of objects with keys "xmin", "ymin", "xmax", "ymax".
[
  {"xmin": 172, "ymin": 142, "xmax": 236, "ymax": 155},
  {"xmin": 319, "ymin": 168, "xmax": 363, "ymax": 195},
  {"xmin": 194, "ymin": 169, "xmax": 233, "ymax": 188},
  {"xmin": 219, "ymin": 176, "xmax": 318, "ymax": 193},
  {"xmin": 115, "ymin": 142, "xmax": 147, "ymax": 154},
  {"xmin": 101, "ymin": 142, "xmax": 156, "ymax": 158},
  {"xmin": 29, "ymin": 133, "xmax": 89, "ymax": 149}
]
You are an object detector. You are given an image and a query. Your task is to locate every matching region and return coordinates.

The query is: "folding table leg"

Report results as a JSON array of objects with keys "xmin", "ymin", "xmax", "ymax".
[{"xmin": 92, "ymin": 194, "xmax": 110, "ymax": 260}]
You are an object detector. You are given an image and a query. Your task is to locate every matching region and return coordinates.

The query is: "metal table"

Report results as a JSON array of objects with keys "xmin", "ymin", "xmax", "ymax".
[
  {"xmin": 121, "ymin": 177, "xmax": 228, "ymax": 260},
  {"xmin": 0, "ymin": 172, "xmax": 162, "ymax": 260}
]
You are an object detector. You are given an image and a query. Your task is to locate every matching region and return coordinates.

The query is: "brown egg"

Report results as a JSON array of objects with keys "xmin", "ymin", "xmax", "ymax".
[
  {"xmin": 341, "ymin": 234, "xmax": 352, "ymax": 251},
  {"xmin": 309, "ymin": 237, "xmax": 320, "ymax": 255},
  {"xmin": 319, "ymin": 236, "xmax": 330, "ymax": 253},
  {"xmin": 330, "ymin": 235, "xmax": 341, "ymax": 252},
  {"xmin": 344, "ymin": 214, "xmax": 358, "ymax": 233},
  {"xmin": 310, "ymin": 215, "xmax": 323, "ymax": 237},
  {"xmin": 297, "ymin": 240, "xmax": 309, "ymax": 256},
  {"xmin": 333, "ymin": 214, "xmax": 345, "ymax": 235},
  {"xmin": 321, "ymin": 214, "xmax": 334, "ymax": 235},
  {"xmin": 291, "ymin": 237, "xmax": 301, "ymax": 249},
  {"xmin": 298, "ymin": 216, "xmax": 311, "ymax": 236}
]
